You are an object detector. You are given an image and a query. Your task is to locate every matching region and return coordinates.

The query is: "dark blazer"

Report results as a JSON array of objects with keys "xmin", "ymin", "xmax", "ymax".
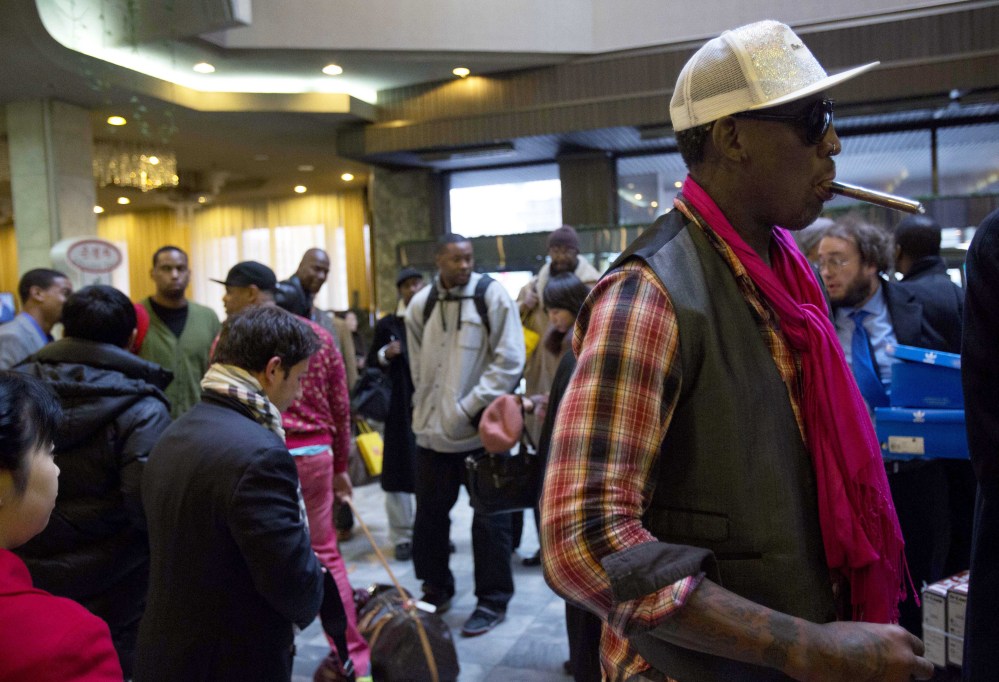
[
  {"xmin": 961, "ymin": 209, "xmax": 999, "ymax": 680},
  {"xmin": 135, "ymin": 392, "xmax": 323, "ymax": 682},
  {"xmin": 882, "ymin": 277, "xmax": 948, "ymax": 351},
  {"xmin": 899, "ymin": 256, "xmax": 965, "ymax": 353},
  {"xmin": 366, "ymin": 312, "xmax": 416, "ymax": 492}
]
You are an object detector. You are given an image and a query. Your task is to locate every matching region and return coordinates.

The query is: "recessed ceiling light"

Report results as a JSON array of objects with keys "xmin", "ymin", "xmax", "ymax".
[
  {"xmin": 322, "ymin": 64, "xmax": 343, "ymax": 76},
  {"xmin": 452, "ymin": 67, "xmax": 470, "ymax": 78},
  {"xmin": 294, "ymin": 185, "xmax": 307, "ymax": 194},
  {"xmin": 635, "ymin": 193, "xmax": 643, "ymax": 201},
  {"xmin": 650, "ymin": 201, "xmax": 659, "ymax": 208},
  {"xmin": 198, "ymin": 196, "xmax": 207, "ymax": 204},
  {"xmin": 93, "ymin": 205, "xmax": 105, "ymax": 214},
  {"xmin": 117, "ymin": 197, "xmax": 130, "ymax": 205},
  {"xmin": 341, "ymin": 173, "xmax": 354, "ymax": 182},
  {"xmin": 106, "ymin": 115, "xmax": 127, "ymax": 126},
  {"xmin": 147, "ymin": 155, "xmax": 160, "ymax": 165},
  {"xmin": 674, "ymin": 181, "xmax": 683, "ymax": 188},
  {"xmin": 193, "ymin": 62, "xmax": 216, "ymax": 74},
  {"xmin": 298, "ymin": 164, "xmax": 315, "ymax": 172}
]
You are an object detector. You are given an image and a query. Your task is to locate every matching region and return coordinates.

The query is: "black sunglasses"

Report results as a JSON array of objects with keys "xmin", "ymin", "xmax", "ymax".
[{"xmin": 733, "ymin": 98, "xmax": 835, "ymax": 145}]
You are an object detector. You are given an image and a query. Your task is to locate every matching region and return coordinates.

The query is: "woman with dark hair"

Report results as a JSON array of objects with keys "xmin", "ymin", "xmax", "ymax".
[
  {"xmin": 516, "ymin": 272, "xmax": 592, "ymax": 566},
  {"xmin": 0, "ymin": 371, "xmax": 123, "ymax": 681},
  {"xmin": 541, "ymin": 272, "xmax": 591, "ymax": 357}
]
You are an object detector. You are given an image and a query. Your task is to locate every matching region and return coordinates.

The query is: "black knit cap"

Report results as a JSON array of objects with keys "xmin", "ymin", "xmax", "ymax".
[
  {"xmin": 396, "ymin": 267, "xmax": 423, "ymax": 287},
  {"xmin": 211, "ymin": 261, "xmax": 277, "ymax": 291}
]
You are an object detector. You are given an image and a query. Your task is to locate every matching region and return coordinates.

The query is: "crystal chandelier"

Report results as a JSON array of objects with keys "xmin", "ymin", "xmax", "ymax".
[{"xmin": 92, "ymin": 139, "xmax": 179, "ymax": 192}]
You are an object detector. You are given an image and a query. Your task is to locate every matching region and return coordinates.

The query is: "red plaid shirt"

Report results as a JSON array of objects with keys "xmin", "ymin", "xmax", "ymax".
[{"xmin": 542, "ymin": 211, "xmax": 806, "ymax": 681}]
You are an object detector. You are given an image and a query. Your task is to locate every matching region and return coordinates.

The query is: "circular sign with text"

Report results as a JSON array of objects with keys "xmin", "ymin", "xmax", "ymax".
[{"xmin": 66, "ymin": 239, "xmax": 123, "ymax": 273}]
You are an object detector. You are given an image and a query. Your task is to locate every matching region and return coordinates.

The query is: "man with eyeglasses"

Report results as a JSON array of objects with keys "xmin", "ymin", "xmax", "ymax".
[
  {"xmin": 542, "ymin": 20, "xmax": 933, "ymax": 682},
  {"xmin": 817, "ymin": 215, "xmax": 960, "ymax": 640}
]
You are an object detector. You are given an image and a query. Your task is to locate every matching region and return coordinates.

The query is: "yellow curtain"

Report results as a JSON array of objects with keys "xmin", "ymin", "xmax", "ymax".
[
  {"xmin": 0, "ymin": 223, "xmax": 18, "ymax": 306},
  {"xmin": 189, "ymin": 190, "xmax": 369, "ymax": 311},
  {"xmin": 6, "ymin": 192, "xmax": 368, "ymax": 313},
  {"xmin": 97, "ymin": 209, "xmax": 190, "ymax": 301}
]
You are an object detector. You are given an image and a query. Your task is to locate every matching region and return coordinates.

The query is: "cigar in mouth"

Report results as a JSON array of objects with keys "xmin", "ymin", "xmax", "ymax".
[{"xmin": 828, "ymin": 181, "xmax": 925, "ymax": 215}]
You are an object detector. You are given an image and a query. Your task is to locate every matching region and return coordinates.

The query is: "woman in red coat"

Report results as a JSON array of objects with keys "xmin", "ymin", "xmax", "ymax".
[{"xmin": 0, "ymin": 371, "xmax": 123, "ymax": 682}]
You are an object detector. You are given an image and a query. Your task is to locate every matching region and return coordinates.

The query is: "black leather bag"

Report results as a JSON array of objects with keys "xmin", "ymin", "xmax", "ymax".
[
  {"xmin": 464, "ymin": 440, "xmax": 542, "ymax": 515},
  {"xmin": 357, "ymin": 588, "xmax": 460, "ymax": 682},
  {"xmin": 350, "ymin": 367, "xmax": 391, "ymax": 421}
]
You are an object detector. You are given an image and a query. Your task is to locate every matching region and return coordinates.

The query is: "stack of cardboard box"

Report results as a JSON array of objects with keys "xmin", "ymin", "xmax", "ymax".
[
  {"xmin": 875, "ymin": 344, "xmax": 968, "ymax": 460},
  {"xmin": 922, "ymin": 571, "xmax": 969, "ymax": 668}
]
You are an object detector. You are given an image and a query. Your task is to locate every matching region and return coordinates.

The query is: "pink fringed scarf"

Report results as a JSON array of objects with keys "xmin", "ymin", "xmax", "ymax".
[{"xmin": 679, "ymin": 176, "xmax": 908, "ymax": 623}]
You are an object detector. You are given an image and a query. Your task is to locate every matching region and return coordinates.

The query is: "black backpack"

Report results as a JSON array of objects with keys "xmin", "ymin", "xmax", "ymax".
[{"xmin": 421, "ymin": 274, "xmax": 494, "ymax": 335}]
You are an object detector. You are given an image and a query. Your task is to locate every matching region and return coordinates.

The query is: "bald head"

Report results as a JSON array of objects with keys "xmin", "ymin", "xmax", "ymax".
[{"xmin": 296, "ymin": 249, "xmax": 331, "ymax": 295}]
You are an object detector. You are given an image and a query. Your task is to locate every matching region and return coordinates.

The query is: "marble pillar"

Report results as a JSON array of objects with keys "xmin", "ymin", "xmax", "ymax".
[{"xmin": 6, "ymin": 100, "xmax": 96, "ymax": 272}]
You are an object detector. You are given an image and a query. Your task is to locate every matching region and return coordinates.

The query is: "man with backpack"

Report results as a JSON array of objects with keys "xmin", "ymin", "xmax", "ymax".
[{"xmin": 405, "ymin": 233, "xmax": 525, "ymax": 637}]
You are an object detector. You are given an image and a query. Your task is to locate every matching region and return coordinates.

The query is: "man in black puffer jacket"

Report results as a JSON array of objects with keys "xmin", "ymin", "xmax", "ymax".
[{"xmin": 15, "ymin": 284, "xmax": 173, "ymax": 678}]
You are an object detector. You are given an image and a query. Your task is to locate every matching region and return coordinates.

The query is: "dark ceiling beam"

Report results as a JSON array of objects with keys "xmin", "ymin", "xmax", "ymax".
[{"xmin": 339, "ymin": 4, "xmax": 999, "ymax": 165}]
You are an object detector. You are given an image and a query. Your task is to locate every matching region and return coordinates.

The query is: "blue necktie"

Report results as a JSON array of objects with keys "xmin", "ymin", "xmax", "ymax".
[{"xmin": 849, "ymin": 310, "xmax": 889, "ymax": 408}]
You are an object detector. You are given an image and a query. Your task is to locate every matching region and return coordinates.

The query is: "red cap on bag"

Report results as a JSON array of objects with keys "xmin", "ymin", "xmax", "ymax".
[{"xmin": 478, "ymin": 395, "xmax": 523, "ymax": 454}]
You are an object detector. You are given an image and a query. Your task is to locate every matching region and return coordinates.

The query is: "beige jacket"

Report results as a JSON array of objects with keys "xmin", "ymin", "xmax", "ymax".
[{"xmin": 516, "ymin": 256, "xmax": 601, "ymax": 441}]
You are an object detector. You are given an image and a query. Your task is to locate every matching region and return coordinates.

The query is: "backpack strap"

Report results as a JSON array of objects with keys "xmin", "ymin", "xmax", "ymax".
[
  {"xmin": 421, "ymin": 280, "xmax": 441, "ymax": 327},
  {"xmin": 421, "ymin": 274, "xmax": 495, "ymax": 336},
  {"xmin": 473, "ymin": 274, "xmax": 494, "ymax": 336}
]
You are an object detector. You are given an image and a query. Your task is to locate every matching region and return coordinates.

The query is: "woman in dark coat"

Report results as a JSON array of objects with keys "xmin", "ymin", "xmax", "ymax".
[{"xmin": 366, "ymin": 268, "xmax": 425, "ymax": 560}]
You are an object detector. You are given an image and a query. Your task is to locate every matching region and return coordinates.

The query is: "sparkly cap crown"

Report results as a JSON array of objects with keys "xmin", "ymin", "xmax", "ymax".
[{"xmin": 670, "ymin": 20, "xmax": 878, "ymax": 131}]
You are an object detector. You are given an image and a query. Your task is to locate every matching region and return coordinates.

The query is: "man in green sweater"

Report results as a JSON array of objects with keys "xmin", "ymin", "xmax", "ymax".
[{"xmin": 139, "ymin": 246, "xmax": 220, "ymax": 418}]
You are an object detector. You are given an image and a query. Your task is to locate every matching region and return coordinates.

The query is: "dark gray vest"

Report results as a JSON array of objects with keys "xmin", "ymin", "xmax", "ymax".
[{"xmin": 619, "ymin": 211, "xmax": 835, "ymax": 681}]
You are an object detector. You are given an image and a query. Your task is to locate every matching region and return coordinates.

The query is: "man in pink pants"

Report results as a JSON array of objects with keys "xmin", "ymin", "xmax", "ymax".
[{"xmin": 216, "ymin": 261, "xmax": 371, "ymax": 677}]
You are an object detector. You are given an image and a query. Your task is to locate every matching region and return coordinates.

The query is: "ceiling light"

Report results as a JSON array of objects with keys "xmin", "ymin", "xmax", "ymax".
[
  {"xmin": 146, "ymin": 155, "xmax": 160, "ymax": 165},
  {"xmin": 322, "ymin": 64, "xmax": 343, "ymax": 76},
  {"xmin": 117, "ymin": 196, "xmax": 130, "ymax": 205},
  {"xmin": 674, "ymin": 181, "xmax": 683, "ymax": 189},
  {"xmin": 452, "ymin": 67, "xmax": 470, "ymax": 78},
  {"xmin": 635, "ymin": 193, "xmax": 643, "ymax": 201},
  {"xmin": 294, "ymin": 185, "xmax": 307, "ymax": 194},
  {"xmin": 341, "ymin": 173, "xmax": 354, "ymax": 182},
  {"xmin": 106, "ymin": 115, "xmax": 127, "ymax": 126},
  {"xmin": 650, "ymin": 201, "xmax": 659, "ymax": 208},
  {"xmin": 298, "ymin": 164, "xmax": 315, "ymax": 172},
  {"xmin": 93, "ymin": 205, "xmax": 105, "ymax": 214},
  {"xmin": 193, "ymin": 62, "xmax": 216, "ymax": 74}
]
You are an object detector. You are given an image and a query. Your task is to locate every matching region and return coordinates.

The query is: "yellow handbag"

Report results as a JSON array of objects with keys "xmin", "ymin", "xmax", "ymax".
[
  {"xmin": 355, "ymin": 418, "xmax": 384, "ymax": 477},
  {"xmin": 521, "ymin": 310, "xmax": 540, "ymax": 358}
]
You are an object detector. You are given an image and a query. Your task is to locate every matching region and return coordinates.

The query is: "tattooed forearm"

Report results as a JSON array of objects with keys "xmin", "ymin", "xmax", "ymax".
[
  {"xmin": 648, "ymin": 580, "xmax": 802, "ymax": 671},
  {"xmin": 644, "ymin": 580, "xmax": 931, "ymax": 682}
]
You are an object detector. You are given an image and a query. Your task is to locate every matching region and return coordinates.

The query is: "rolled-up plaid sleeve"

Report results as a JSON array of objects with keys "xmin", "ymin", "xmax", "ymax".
[{"xmin": 540, "ymin": 261, "xmax": 706, "ymax": 680}]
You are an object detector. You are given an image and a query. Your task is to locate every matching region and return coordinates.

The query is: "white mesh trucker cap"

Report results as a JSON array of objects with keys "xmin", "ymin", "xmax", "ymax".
[{"xmin": 669, "ymin": 20, "xmax": 879, "ymax": 132}]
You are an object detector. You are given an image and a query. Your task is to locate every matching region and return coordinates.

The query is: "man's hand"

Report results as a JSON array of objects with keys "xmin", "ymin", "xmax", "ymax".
[
  {"xmin": 790, "ymin": 621, "xmax": 934, "ymax": 682},
  {"xmin": 333, "ymin": 471, "xmax": 353, "ymax": 503},
  {"xmin": 521, "ymin": 286, "xmax": 539, "ymax": 314},
  {"xmin": 385, "ymin": 339, "xmax": 402, "ymax": 360}
]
